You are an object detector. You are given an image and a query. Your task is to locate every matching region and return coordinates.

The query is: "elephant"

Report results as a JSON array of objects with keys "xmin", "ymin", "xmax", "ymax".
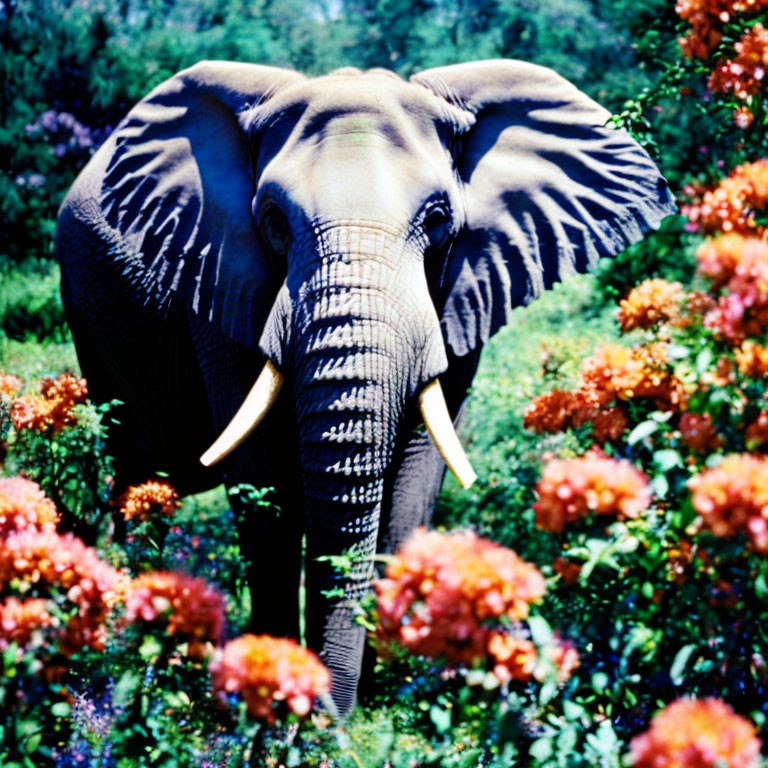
[{"xmin": 55, "ymin": 59, "xmax": 675, "ymax": 713}]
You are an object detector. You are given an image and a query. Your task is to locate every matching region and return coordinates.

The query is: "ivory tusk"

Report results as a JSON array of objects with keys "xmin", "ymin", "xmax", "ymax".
[
  {"xmin": 419, "ymin": 379, "xmax": 477, "ymax": 489},
  {"xmin": 200, "ymin": 361, "xmax": 284, "ymax": 467}
]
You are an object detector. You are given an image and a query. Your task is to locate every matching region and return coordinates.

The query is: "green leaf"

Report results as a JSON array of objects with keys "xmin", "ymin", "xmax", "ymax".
[
  {"xmin": 139, "ymin": 634, "xmax": 162, "ymax": 660},
  {"xmin": 23, "ymin": 732, "xmax": 41, "ymax": 754},
  {"xmin": 670, "ymin": 644, "xmax": 697, "ymax": 685},
  {"xmin": 529, "ymin": 736, "xmax": 553, "ymax": 762},
  {"xmin": 653, "ymin": 449, "xmax": 683, "ymax": 471},
  {"xmin": 695, "ymin": 348, "xmax": 714, "ymax": 374},
  {"xmin": 50, "ymin": 701, "xmax": 71, "ymax": 718},
  {"xmin": 628, "ymin": 420, "xmax": 659, "ymax": 445},
  {"xmin": 429, "ymin": 704, "xmax": 451, "ymax": 734},
  {"xmin": 456, "ymin": 749, "xmax": 484, "ymax": 768}
]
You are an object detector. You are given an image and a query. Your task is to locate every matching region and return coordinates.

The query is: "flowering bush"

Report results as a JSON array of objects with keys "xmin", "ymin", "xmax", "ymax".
[
  {"xmin": 532, "ymin": 450, "xmax": 652, "ymax": 533},
  {"xmin": 0, "ymin": 476, "xmax": 59, "ymax": 534},
  {"xmin": 210, "ymin": 635, "xmax": 331, "ymax": 723},
  {"xmin": 10, "ymin": 372, "xmax": 87, "ymax": 433},
  {"xmin": 0, "ymin": 528, "xmax": 127, "ymax": 653},
  {"xmin": 374, "ymin": 528, "xmax": 546, "ymax": 666},
  {"xmin": 125, "ymin": 570, "xmax": 226, "ymax": 655},
  {"xmin": 629, "ymin": 698, "xmax": 762, "ymax": 768}
]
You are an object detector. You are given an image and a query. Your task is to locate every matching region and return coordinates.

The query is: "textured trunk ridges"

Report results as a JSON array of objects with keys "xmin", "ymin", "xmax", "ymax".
[{"xmin": 286, "ymin": 224, "xmax": 446, "ymax": 711}]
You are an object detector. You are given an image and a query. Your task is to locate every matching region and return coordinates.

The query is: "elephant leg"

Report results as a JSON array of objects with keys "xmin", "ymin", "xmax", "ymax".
[
  {"xmin": 304, "ymin": 510, "xmax": 379, "ymax": 715},
  {"xmin": 230, "ymin": 487, "xmax": 303, "ymax": 639}
]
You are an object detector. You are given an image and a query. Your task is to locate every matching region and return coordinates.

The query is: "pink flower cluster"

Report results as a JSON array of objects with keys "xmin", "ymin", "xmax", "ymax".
[
  {"xmin": 630, "ymin": 698, "xmax": 761, "ymax": 768},
  {"xmin": 699, "ymin": 236, "xmax": 768, "ymax": 342},
  {"xmin": 684, "ymin": 162, "xmax": 768, "ymax": 237},
  {"xmin": 210, "ymin": 635, "xmax": 331, "ymax": 723},
  {"xmin": 0, "ymin": 477, "xmax": 60, "ymax": 536},
  {"xmin": 0, "ymin": 529, "xmax": 128, "ymax": 653},
  {"xmin": 689, "ymin": 454, "xmax": 768, "ymax": 552},
  {"xmin": 0, "ymin": 597, "xmax": 55, "ymax": 652},
  {"xmin": 375, "ymin": 529, "xmax": 546, "ymax": 666},
  {"xmin": 125, "ymin": 571, "xmax": 226, "ymax": 656},
  {"xmin": 533, "ymin": 451, "xmax": 652, "ymax": 533},
  {"xmin": 709, "ymin": 23, "xmax": 768, "ymax": 104}
]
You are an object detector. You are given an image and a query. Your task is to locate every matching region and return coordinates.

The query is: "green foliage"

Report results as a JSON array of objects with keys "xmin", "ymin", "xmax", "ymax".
[{"xmin": 0, "ymin": 260, "xmax": 68, "ymax": 342}]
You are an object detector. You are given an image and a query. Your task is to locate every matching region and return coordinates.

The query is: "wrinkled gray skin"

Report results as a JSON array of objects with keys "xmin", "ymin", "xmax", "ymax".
[{"xmin": 56, "ymin": 60, "xmax": 675, "ymax": 712}]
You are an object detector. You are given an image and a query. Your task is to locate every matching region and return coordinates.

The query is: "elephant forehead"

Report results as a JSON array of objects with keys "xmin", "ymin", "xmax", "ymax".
[{"xmin": 255, "ymin": 73, "xmax": 447, "ymax": 141}]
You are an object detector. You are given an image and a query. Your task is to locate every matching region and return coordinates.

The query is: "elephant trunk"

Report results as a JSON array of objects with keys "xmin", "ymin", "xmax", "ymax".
[{"xmin": 280, "ymin": 224, "xmax": 447, "ymax": 711}]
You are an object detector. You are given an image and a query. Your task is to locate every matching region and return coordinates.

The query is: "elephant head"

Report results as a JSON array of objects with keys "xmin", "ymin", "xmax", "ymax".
[{"xmin": 58, "ymin": 60, "xmax": 674, "ymax": 711}]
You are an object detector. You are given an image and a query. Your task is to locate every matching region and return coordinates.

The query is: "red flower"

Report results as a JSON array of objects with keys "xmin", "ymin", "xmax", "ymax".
[
  {"xmin": 375, "ymin": 529, "xmax": 545, "ymax": 665},
  {"xmin": 210, "ymin": 635, "xmax": 330, "ymax": 723},
  {"xmin": 524, "ymin": 389, "xmax": 629, "ymax": 444},
  {"xmin": 679, "ymin": 413, "xmax": 723, "ymax": 453},
  {"xmin": 745, "ymin": 411, "xmax": 768, "ymax": 449},
  {"xmin": 709, "ymin": 24, "xmax": 768, "ymax": 100},
  {"xmin": 125, "ymin": 571, "xmax": 225, "ymax": 654},
  {"xmin": 534, "ymin": 450, "xmax": 652, "ymax": 533},
  {"xmin": 630, "ymin": 698, "xmax": 761, "ymax": 768}
]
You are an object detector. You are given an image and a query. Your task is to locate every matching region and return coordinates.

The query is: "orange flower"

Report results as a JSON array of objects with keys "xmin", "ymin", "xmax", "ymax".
[
  {"xmin": 533, "ymin": 450, "xmax": 652, "ymax": 533},
  {"xmin": 11, "ymin": 373, "xmax": 88, "ymax": 433},
  {"xmin": 709, "ymin": 24, "xmax": 768, "ymax": 100},
  {"xmin": 580, "ymin": 343, "xmax": 684, "ymax": 410},
  {"xmin": 524, "ymin": 389, "xmax": 629, "ymax": 444},
  {"xmin": 629, "ymin": 698, "xmax": 761, "ymax": 768},
  {"xmin": 696, "ymin": 233, "xmax": 750, "ymax": 287},
  {"xmin": 745, "ymin": 411, "xmax": 768, "ymax": 448},
  {"xmin": 590, "ymin": 406, "xmax": 631, "ymax": 443},
  {"xmin": 0, "ymin": 373, "xmax": 23, "ymax": 401},
  {"xmin": 117, "ymin": 481, "xmax": 181, "ymax": 522},
  {"xmin": 675, "ymin": 0, "xmax": 728, "ymax": 58},
  {"xmin": 617, "ymin": 279, "xmax": 685, "ymax": 332},
  {"xmin": 679, "ymin": 412, "xmax": 723, "ymax": 453},
  {"xmin": 524, "ymin": 390, "xmax": 583, "ymax": 434},
  {"xmin": 0, "ymin": 597, "xmax": 55, "ymax": 652},
  {"xmin": 685, "ymin": 162, "xmax": 768, "ymax": 237},
  {"xmin": 125, "ymin": 571, "xmax": 225, "ymax": 654},
  {"xmin": 375, "ymin": 529, "xmax": 545, "ymax": 665},
  {"xmin": 688, "ymin": 454, "xmax": 768, "ymax": 552},
  {"xmin": 0, "ymin": 530, "xmax": 127, "ymax": 653},
  {"xmin": 735, "ymin": 340, "xmax": 768, "ymax": 377},
  {"xmin": 210, "ymin": 634, "xmax": 331, "ymax": 723},
  {"xmin": 487, "ymin": 632, "xmax": 537, "ymax": 683},
  {"xmin": 0, "ymin": 477, "xmax": 60, "ymax": 535}
]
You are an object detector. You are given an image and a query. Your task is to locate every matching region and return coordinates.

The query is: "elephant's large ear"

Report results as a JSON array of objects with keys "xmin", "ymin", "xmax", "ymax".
[
  {"xmin": 99, "ymin": 61, "xmax": 305, "ymax": 347},
  {"xmin": 411, "ymin": 60, "xmax": 676, "ymax": 357}
]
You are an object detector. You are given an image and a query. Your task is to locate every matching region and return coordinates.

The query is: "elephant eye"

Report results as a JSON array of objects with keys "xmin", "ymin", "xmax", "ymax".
[
  {"xmin": 260, "ymin": 204, "xmax": 292, "ymax": 265},
  {"xmin": 423, "ymin": 205, "xmax": 452, "ymax": 251}
]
